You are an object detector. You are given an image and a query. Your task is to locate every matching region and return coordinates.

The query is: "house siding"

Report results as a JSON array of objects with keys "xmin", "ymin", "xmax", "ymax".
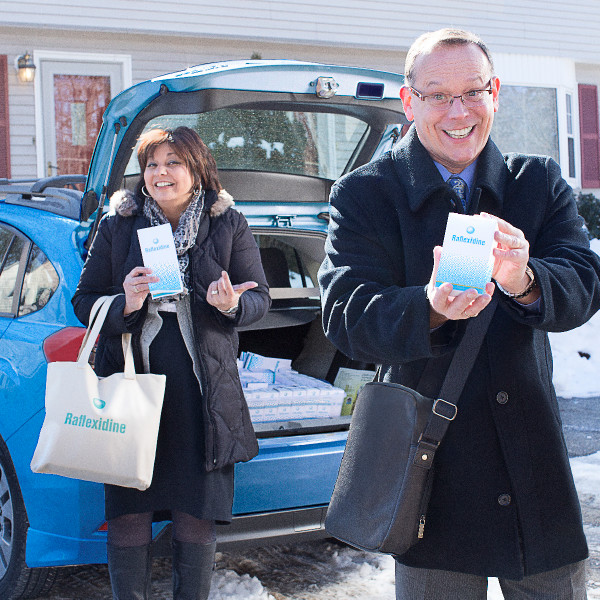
[
  {"xmin": 0, "ymin": 26, "xmax": 404, "ymax": 178},
  {"xmin": 0, "ymin": 1, "xmax": 599, "ymax": 189},
  {"xmin": 1, "ymin": 0, "xmax": 600, "ymax": 62}
]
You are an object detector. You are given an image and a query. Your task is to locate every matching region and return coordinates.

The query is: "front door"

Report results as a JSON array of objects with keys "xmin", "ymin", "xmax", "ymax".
[{"xmin": 38, "ymin": 56, "xmax": 127, "ymax": 178}]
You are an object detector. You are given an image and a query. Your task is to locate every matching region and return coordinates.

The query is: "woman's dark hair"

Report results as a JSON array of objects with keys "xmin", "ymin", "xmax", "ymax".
[{"xmin": 136, "ymin": 126, "xmax": 221, "ymax": 193}]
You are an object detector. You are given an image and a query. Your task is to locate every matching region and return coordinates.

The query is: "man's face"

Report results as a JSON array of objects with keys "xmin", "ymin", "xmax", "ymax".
[{"xmin": 399, "ymin": 44, "xmax": 500, "ymax": 173}]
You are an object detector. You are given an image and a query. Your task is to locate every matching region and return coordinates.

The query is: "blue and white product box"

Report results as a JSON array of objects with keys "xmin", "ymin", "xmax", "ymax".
[
  {"xmin": 435, "ymin": 213, "xmax": 498, "ymax": 296},
  {"xmin": 238, "ymin": 352, "xmax": 345, "ymax": 422},
  {"xmin": 137, "ymin": 224, "xmax": 184, "ymax": 299}
]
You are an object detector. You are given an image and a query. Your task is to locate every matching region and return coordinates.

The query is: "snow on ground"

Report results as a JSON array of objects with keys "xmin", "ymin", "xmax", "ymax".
[
  {"xmin": 549, "ymin": 308, "xmax": 600, "ymax": 398},
  {"xmin": 207, "ymin": 548, "xmax": 395, "ymax": 600},
  {"xmin": 549, "ymin": 237, "xmax": 600, "ymax": 399},
  {"xmin": 208, "ymin": 570, "xmax": 276, "ymax": 600},
  {"xmin": 211, "ymin": 542, "xmax": 397, "ymax": 600}
]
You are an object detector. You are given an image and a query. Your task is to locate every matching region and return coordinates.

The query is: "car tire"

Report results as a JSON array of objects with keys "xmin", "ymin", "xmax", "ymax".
[{"xmin": 0, "ymin": 436, "xmax": 57, "ymax": 599}]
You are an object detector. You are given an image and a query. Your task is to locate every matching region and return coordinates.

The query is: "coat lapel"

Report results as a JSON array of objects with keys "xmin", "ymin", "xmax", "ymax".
[
  {"xmin": 391, "ymin": 127, "xmax": 448, "ymax": 213},
  {"xmin": 391, "ymin": 126, "xmax": 508, "ymax": 218}
]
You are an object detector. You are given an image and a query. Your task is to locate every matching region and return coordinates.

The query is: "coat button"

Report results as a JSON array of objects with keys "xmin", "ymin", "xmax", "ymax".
[
  {"xmin": 496, "ymin": 391, "xmax": 509, "ymax": 405},
  {"xmin": 498, "ymin": 493, "xmax": 512, "ymax": 506}
]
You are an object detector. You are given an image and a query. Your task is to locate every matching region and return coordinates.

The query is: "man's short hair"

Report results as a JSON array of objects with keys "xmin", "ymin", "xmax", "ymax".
[{"xmin": 405, "ymin": 28, "xmax": 494, "ymax": 85}]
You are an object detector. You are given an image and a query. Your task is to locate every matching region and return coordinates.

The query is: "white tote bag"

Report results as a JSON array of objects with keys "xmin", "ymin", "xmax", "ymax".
[{"xmin": 31, "ymin": 295, "xmax": 166, "ymax": 490}]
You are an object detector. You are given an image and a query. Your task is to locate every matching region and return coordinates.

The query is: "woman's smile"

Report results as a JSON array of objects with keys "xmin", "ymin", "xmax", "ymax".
[{"xmin": 144, "ymin": 143, "xmax": 194, "ymax": 222}]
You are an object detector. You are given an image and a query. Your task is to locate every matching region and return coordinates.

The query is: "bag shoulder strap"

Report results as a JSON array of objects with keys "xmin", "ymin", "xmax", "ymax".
[
  {"xmin": 438, "ymin": 295, "xmax": 498, "ymax": 404},
  {"xmin": 414, "ymin": 296, "xmax": 498, "ymax": 464}
]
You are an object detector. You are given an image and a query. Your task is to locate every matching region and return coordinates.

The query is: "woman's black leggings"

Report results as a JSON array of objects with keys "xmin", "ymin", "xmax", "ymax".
[{"xmin": 107, "ymin": 510, "xmax": 216, "ymax": 547}]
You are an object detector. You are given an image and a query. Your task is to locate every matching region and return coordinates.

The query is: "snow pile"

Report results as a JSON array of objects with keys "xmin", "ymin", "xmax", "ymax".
[
  {"xmin": 318, "ymin": 547, "xmax": 395, "ymax": 599},
  {"xmin": 549, "ymin": 238, "xmax": 600, "ymax": 398},
  {"xmin": 208, "ymin": 569, "xmax": 275, "ymax": 600},
  {"xmin": 570, "ymin": 451, "xmax": 600, "ymax": 496},
  {"xmin": 212, "ymin": 542, "xmax": 395, "ymax": 600}
]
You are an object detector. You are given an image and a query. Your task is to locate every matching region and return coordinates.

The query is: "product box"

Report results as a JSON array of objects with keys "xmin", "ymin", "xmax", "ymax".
[
  {"xmin": 137, "ymin": 224, "xmax": 184, "ymax": 298},
  {"xmin": 334, "ymin": 367, "xmax": 377, "ymax": 416},
  {"xmin": 435, "ymin": 213, "xmax": 498, "ymax": 296},
  {"xmin": 244, "ymin": 389, "xmax": 279, "ymax": 423},
  {"xmin": 238, "ymin": 352, "xmax": 345, "ymax": 422}
]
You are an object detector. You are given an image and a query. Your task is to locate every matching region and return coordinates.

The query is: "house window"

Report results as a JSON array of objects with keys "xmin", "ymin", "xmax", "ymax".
[
  {"xmin": 578, "ymin": 84, "xmax": 600, "ymax": 188},
  {"xmin": 491, "ymin": 85, "xmax": 559, "ymax": 161}
]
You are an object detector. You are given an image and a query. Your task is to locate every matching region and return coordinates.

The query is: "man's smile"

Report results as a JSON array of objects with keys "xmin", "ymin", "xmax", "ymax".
[{"xmin": 445, "ymin": 126, "xmax": 474, "ymax": 139}]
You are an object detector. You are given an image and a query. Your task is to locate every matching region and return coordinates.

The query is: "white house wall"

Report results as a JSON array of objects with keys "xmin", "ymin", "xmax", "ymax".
[
  {"xmin": 1, "ymin": 1, "xmax": 599, "ymax": 189},
  {"xmin": 1, "ymin": 27, "xmax": 405, "ymax": 179},
  {"xmin": 1, "ymin": 0, "xmax": 600, "ymax": 63}
]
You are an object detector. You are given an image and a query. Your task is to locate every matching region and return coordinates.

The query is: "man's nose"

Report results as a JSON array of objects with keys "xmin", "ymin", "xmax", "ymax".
[{"xmin": 447, "ymin": 96, "xmax": 470, "ymax": 116}]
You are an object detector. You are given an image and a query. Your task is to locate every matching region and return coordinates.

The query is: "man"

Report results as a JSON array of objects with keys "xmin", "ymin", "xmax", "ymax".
[{"xmin": 318, "ymin": 28, "xmax": 600, "ymax": 599}]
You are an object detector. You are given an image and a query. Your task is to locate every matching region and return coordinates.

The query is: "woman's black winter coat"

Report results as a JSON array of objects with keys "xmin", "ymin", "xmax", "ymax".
[{"xmin": 72, "ymin": 188, "xmax": 270, "ymax": 471}]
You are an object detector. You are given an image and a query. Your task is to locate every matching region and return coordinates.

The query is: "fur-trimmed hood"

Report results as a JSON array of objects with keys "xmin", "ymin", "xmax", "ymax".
[{"xmin": 108, "ymin": 188, "xmax": 235, "ymax": 218}]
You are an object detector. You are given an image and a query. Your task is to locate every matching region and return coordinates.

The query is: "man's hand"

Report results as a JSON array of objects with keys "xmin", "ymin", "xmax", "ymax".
[
  {"xmin": 427, "ymin": 246, "xmax": 495, "ymax": 327},
  {"xmin": 482, "ymin": 212, "xmax": 540, "ymax": 304}
]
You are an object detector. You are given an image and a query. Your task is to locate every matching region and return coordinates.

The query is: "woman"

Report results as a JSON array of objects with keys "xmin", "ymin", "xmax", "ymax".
[{"xmin": 72, "ymin": 126, "xmax": 270, "ymax": 600}]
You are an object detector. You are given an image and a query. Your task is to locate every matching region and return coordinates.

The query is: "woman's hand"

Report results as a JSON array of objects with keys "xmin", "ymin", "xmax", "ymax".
[
  {"xmin": 123, "ymin": 267, "xmax": 159, "ymax": 315},
  {"xmin": 207, "ymin": 270, "xmax": 257, "ymax": 313}
]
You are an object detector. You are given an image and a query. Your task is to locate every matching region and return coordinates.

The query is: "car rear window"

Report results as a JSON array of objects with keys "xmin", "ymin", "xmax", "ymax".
[{"xmin": 125, "ymin": 109, "xmax": 369, "ymax": 180}]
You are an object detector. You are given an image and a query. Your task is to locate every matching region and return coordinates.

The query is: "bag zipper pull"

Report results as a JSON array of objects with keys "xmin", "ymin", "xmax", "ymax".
[{"xmin": 418, "ymin": 515, "xmax": 426, "ymax": 539}]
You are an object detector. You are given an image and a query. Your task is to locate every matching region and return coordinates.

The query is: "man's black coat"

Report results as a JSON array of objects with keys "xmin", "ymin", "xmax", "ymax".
[{"xmin": 319, "ymin": 127, "xmax": 600, "ymax": 578}]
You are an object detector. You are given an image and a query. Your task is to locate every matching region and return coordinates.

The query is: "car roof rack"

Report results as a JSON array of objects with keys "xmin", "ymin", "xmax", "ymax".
[{"xmin": 0, "ymin": 174, "xmax": 87, "ymax": 221}]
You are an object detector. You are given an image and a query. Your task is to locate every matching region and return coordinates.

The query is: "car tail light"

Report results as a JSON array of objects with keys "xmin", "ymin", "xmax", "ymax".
[{"xmin": 43, "ymin": 327, "xmax": 86, "ymax": 362}]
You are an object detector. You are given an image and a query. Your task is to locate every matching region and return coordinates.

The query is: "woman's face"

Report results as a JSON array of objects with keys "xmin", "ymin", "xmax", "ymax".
[{"xmin": 143, "ymin": 143, "xmax": 194, "ymax": 218}]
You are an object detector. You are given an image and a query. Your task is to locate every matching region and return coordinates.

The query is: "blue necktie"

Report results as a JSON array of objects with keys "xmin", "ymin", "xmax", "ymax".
[{"xmin": 448, "ymin": 176, "xmax": 468, "ymax": 212}]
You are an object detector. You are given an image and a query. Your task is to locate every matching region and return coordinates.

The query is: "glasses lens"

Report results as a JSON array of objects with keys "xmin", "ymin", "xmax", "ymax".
[
  {"xmin": 427, "ymin": 94, "xmax": 451, "ymax": 107},
  {"xmin": 463, "ymin": 90, "xmax": 485, "ymax": 106}
]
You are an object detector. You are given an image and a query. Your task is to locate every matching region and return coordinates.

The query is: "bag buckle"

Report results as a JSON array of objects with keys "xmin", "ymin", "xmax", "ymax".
[{"xmin": 433, "ymin": 398, "xmax": 457, "ymax": 421}]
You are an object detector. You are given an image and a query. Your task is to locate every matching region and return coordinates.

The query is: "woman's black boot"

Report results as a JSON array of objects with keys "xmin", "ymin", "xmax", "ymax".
[
  {"xmin": 172, "ymin": 539, "xmax": 216, "ymax": 600},
  {"xmin": 107, "ymin": 543, "xmax": 152, "ymax": 600}
]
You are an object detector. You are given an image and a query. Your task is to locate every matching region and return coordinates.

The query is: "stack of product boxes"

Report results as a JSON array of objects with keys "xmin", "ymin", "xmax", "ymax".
[{"xmin": 238, "ymin": 352, "xmax": 345, "ymax": 423}]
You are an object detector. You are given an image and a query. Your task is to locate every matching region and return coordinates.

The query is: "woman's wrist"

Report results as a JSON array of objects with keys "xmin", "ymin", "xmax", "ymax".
[{"xmin": 218, "ymin": 304, "xmax": 238, "ymax": 315}]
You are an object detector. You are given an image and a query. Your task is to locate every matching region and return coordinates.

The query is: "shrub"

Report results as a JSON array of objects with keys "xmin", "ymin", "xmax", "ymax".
[{"xmin": 576, "ymin": 192, "xmax": 600, "ymax": 240}]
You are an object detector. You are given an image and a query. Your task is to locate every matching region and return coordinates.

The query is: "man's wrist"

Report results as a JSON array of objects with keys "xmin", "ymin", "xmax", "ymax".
[
  {"xmin": 429, "ymin": 308, "xmax": 448, "ymax": 329},
  {"xmin": 495, "ymin": 266, "xmax": 536, "ymax": 299}
]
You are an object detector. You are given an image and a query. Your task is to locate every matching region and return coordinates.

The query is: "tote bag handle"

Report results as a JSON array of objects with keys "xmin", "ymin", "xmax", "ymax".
[{"xmin": 76, "ymin": 295, "xmax": 136, "ymax": 380}]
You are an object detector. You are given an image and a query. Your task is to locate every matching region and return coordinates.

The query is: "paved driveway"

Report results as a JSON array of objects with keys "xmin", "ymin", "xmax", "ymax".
[{"xmin": 40, "ymin": 396, "xmax": 600, "ymax": 599}]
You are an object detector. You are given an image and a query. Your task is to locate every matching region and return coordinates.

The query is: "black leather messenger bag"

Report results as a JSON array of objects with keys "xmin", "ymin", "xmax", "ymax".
[{"xmin": 325, "ymin": 298, "xmax": 497, "ymax": 555}]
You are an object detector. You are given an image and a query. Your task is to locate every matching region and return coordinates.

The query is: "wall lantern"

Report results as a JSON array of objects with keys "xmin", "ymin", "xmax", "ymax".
[{"xmin": 16, "ymin": 52, "xmax": 36, "ymax": 83}]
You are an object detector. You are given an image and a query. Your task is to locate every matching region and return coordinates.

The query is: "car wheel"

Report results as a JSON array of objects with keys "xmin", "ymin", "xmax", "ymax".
[{"xmin": 0, "ymin": 437, "xmax": 57, "ymax": 599}]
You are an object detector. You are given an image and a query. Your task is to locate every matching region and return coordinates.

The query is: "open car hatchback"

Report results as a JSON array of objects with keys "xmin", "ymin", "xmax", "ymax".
[{"xmin": 0, "ymin": 59, "xmax": 406, "ymax": 598}]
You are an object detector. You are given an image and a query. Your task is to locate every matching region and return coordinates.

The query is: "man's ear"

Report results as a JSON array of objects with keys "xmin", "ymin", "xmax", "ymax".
[
  {"xmin": 400, "ymin": 86, "xmax": 414, "ymax": 121},
  {"xmin": 491, "ymin": 76, "xmax": 501, "ymax": 113}
]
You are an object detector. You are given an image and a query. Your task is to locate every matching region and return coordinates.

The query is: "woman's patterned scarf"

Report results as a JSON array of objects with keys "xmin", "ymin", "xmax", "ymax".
[{"xmin": 143, "ymin": 188, "xmax": 205, "ymax": 297}]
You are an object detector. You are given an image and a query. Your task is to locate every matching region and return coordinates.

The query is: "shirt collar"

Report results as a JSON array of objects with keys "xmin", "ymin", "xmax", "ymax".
[{"xmin": 434, "ymin": 160, "xmax": 478, "ymax": 197}]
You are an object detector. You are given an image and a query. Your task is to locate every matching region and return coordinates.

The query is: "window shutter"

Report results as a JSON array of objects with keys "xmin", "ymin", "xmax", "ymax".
[
  {"xmin": 578, "ymin": 84, "xmax": 600, "ymax": 188},
  {"xmin": 0, "ymin": 55, "xmax": 10, "ymax": 179}
]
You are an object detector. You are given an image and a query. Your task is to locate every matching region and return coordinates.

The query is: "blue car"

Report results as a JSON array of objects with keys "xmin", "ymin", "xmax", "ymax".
[{"xmin": 0, "ymin": 60, "xmax": 406, "ymax": 598}]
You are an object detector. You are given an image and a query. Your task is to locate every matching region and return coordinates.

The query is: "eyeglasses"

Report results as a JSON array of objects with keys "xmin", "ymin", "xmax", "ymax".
[{"xmin": 410, "ymin": 80, "xmax": 494, "ymax": 109}]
